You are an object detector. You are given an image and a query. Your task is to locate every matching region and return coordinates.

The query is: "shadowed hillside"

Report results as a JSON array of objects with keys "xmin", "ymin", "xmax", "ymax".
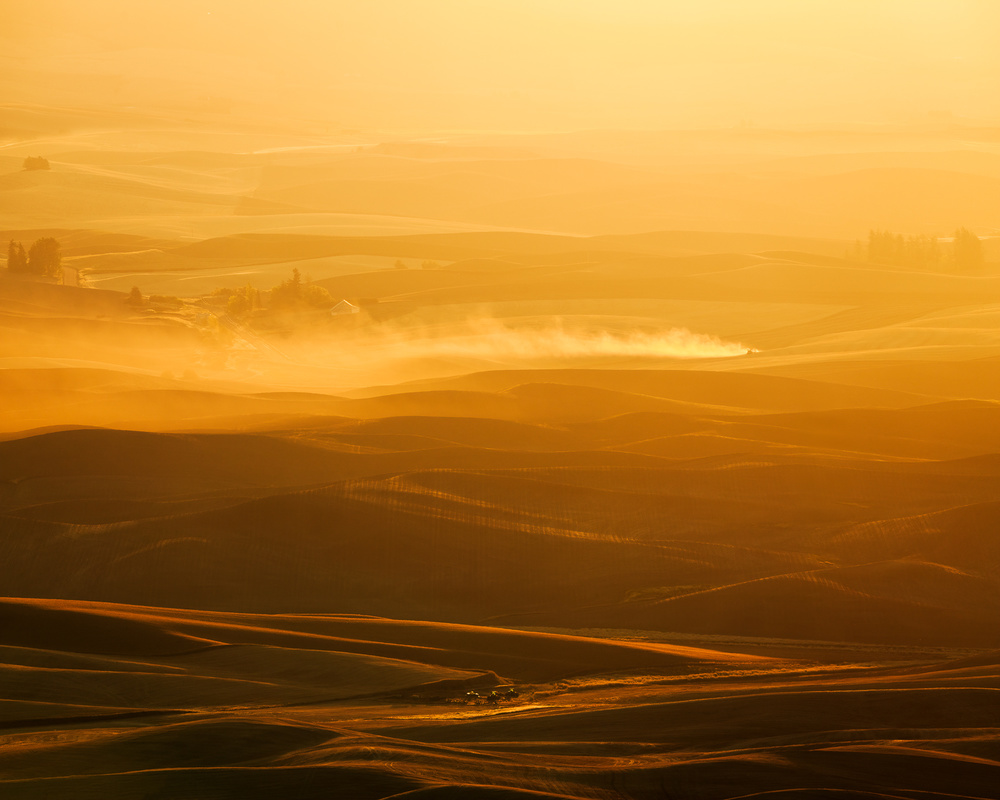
[{"xmin": 4, "ymin": 4, "xmax": 1000, "ymax": 793}]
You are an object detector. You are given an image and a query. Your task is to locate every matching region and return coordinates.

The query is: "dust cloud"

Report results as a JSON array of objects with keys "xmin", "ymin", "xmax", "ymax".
[{"xmin": 336, "ymin": 320, "xmax": 748, "ymax": 365}]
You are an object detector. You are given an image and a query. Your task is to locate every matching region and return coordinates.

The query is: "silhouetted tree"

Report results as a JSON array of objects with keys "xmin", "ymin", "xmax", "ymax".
[
  {"xmin": 125, "ymin": 286, "xmax": 144, "ymax": 306},
  {"xmin": 867, "ymin": 229, "xmax": 895, "ymax": 264},
  {"xmin": 952, "ymin": 227, "xmax": 984, "ymax": 273},
  {"xmin": 227, "ymin": 293, "xmax": 249, "ymax": 315},
  {"xmin": 225, "ymin": 284, "xmax": 261, "ymax": 317},
  {"xmin": 903, "ymin": 234, "xmax": 941, "ymax": 269},
  {"xmin": 393, "ymin": 259, "xmax": 407, "ymax": 270},
  {"xmin": 23, "ymin": 156, "xmax": 50, "ymax": 171},
  {"xmin": 865, "ymin": 229, "xmax": 942, "ymax": 269},
  {"xmin": 27, "ymin": 237, "xmax": 61, "ymax": 277},
  {"xmin": 269, "ymin": 268, "xmax": 302, "ymax": 310},
  {"xmin": 269, "ymin": 268, "xmax": 333, "ymax": 311},
  {"xmin": 246, "ymin": 284, "xmax": 262, "ymax": 311},
  {"xmin": 6, "ymin": 240, "xmax": 29, "ymax": 273},
  {"xmin": 303, "ymin": 284, "xmax": 333, "ymax": 308}
]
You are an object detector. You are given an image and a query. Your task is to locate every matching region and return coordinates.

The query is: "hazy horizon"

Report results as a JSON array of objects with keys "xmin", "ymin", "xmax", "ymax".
[
  {"xmin": 4, "ymin": 3, "xmax": 1000, "ymax": 798},
  {"xmin": 4, "ymin": 0, "xmax": 1000, "ymax": 131}
]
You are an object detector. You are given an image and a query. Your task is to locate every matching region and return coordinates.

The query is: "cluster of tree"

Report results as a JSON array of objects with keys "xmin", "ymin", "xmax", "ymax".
[
  {"xmin": 23, "ymin": 156, "xmax": 50, "ymax": 171},
  {"xmin": 124, "ymin": 287, "xmax": 185, "ymax": 309},
  {"xmin": 851, "ymin": 227, "xmax": 985, "ymax": 272},
  {"xmin": 952, "ymin": 227, "xmax": 985, "ymax": 272},
  {"xmin": 860, "ymin": 230, "xmax": 942, "ymax": 268},
  {"xmin": 268, "ymin": 268, "xmax": 333, "ymax": 312},
  {"xmin": 212, "ymin": 269, "xmax": 333, "ymax": 317},
  {"xmin": 207, "ymin": 271, "xmax": 337, "ymax": 320},
  {"xmin": 6, "ymin": 237, "xmax": 61, "ymax": 278},
  {"xmin": 222, "ymin": 284, "xmax": 263, "ymax": 316},
  {"xmin": 6, "ymin": 241, "xmax": 27, "ymax": 272}
]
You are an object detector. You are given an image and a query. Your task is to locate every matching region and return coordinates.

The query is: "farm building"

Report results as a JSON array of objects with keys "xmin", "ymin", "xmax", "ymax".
[{"xmin": 331, "ymin": 300, "xmax": 360, "ymax": 316}]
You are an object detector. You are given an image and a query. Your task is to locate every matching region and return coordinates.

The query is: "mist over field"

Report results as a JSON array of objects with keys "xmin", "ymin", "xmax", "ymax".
[
  {"xmin": 389, "ymin": 322, "xmax": 749, "ymax": 360},
  {"xmin": 3, "ymin": 2, "xmax": 1000, "ymax": 799},
  {"xmin": 280, "ymin": 320, "xmax": 751, "ymax": 379}
]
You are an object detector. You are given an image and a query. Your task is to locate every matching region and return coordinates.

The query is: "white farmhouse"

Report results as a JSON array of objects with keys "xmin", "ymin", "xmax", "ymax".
[{"xmin": 330, "ymin": 300, "xmax": 360, "ymax": 316}]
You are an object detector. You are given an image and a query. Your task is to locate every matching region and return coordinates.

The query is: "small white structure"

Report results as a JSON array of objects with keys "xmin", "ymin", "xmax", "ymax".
[{"xmin": 330, "ymin": 299, "xmax": 360, "ymax": 316}]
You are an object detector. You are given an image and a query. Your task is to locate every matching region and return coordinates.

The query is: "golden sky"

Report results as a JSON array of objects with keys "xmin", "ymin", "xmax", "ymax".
[{"xmin": 5, "ymin": 0, "xmax": 998, "ymax": 129}]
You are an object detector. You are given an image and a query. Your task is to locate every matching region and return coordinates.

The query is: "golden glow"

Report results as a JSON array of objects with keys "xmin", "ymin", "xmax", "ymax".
[
  {"xmin": 3, "ymin": 0, "xmax": 998, "ymax": 129},
  {"xmin": 2, "ymin": 4, "xmax": 1000, "ymax": 797}
]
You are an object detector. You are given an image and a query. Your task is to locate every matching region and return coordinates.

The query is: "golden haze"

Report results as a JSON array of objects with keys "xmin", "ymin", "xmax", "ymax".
[{"xmin": 2, "ymin": 2, "xmax": 1000, "ymax": 799}]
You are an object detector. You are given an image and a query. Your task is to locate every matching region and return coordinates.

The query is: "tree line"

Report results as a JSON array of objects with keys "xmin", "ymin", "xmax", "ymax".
[
  {"xmin": 851, "ymin": 227, "xmax": 985, "ymax": 272},
  {"xmin": 208, "ymin": 268, "xmax": 333, "ymax": 317},
  {"xmin": 6, "ymin": 237, "xmax": 62, "ymax": 278}
]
